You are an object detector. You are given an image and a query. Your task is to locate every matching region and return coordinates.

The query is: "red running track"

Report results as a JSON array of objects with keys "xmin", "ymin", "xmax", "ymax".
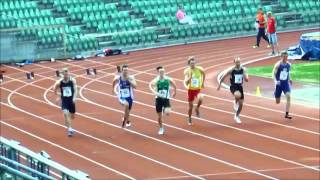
[{"xmin": 1, "ymin": 31, "xmax": 319, "ymax": 180}]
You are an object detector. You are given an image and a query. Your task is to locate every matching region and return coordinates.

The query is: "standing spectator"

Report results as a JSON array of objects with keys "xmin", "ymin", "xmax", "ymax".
[
  {"xmin": 253, "ymin": 8, "xmax": 270, "ymax": 49},
  {"xmin": 267, "ymin": 11, "xmax": 280, "ymax": 55},
  {"xmin": 176, "ymin": 5, "xmax": 196, "ymax": 25}
]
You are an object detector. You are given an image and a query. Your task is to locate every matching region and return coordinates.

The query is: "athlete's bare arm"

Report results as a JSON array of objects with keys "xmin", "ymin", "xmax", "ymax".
[
  {"xmin": 128, "ymin": 76, "xmax": 137, "ymax": 89},
  {"xmin": 53, "ymin": 80, "xmax": 61, "ymax": 95},
  {"xmin": 170, "ymin": 79, "xmax": 177, "ymax": 97},
  {"xmin": 272, "ymin": 61, "xmax": 281, "ymax": 86},
  {"xmin": 217, "ymin": 68, "xmax": 233, "ymax": 90},
  {"xmin": 199, "ymin": 68, "xmax": 206, "ymax": 88},
  {"xmin": 243, "ymin": 67, "xmax": 249, "ymax": 82},
  {"xmin": 149, "ymin": 78, "xmax": 158, "ymax": 95},
  {"xmin": 71, "ymin": 78, "xmax": 77, "ymax": 103},
  {"xmin": 112, "ymin": 76, "xmax": 119, "ymax": 95},
  {"xmin": 184, "ymin": 68, "xmax": 192, "ymax": 87}
]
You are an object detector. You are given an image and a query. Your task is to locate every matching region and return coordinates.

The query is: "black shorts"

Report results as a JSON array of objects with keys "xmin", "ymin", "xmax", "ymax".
[
  {"xmin": 155, "ymin": 98, "xmax": 171, "ymax": 113},
  {"xmin": 61, "ymin": 99, "xmax": 76, "ymax": 114},
  {"xmin": 230, "ymin": 85, "xmax": 244, "ymax": 99}
]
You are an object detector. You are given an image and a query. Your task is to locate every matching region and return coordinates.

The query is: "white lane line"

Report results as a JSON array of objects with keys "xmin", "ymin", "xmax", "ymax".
[
  {"xmin": 4, "ymin": 65, "xmax": 319, "ymax": 151},
  {"xmin": 5, "ymin": 77, "xmax": 205, "ymax": 180},
  {"xmin": 14, "ymin": 60, "xmax": 320, "ymax": 147},
  {"xmin": 4, "ymin": 70, "xmax": 319, "ymax": 175},
  {"xmin": 77, "ymin": 73, "xmax": 320, "ymax": 171},
  {"xmin": 3, "ymin": 64, "xmax": 320, "ymax": 148},
  {"xmin": 85, "ymin": 57, "xmax": 320, "ymax": 121},
  {"xmin": 1, "ymin": 121, "xmax": 135, "ymax": 180},
  {"xmin": 51, "ymin": 55, "xmax": 320, "ymax": 134},
  {"xmin": 3, "ymin": 77, "xmax": 277, "ymax": 179},
  {"xmin": 150, "ymin": 165, "xmax": 320, "ymax": 180}
]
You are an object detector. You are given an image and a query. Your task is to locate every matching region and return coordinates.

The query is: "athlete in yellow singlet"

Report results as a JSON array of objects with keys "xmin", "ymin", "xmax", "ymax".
[{"xmin": 183, "ymin": 56, "xmax": 205, "ymax": 125}]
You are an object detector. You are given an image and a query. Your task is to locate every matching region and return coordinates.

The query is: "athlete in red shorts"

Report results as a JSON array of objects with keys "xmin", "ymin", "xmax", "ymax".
[{"xmin": 184, "ymin": 56, "xmax": 206, "ymax": 125}]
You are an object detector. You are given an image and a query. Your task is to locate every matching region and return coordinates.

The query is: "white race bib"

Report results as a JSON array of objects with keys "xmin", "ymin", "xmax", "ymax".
[
  {"xmin": 191, "ymin": 78, "xmax": 200, "ymax": 87},
  {"xmin": 120, "ymin": 88, "xmax": 130, "ymax": 98},
  {"xmin": 62, "ymin": 87, "xmax": 72, "ymax": 97},
  {"xmin": 234, "ymin": 74, "xmax": 243, "ymax": 84},
  {"xmin": 158, "ymin": 89, "xmax": 168, "ymax": 98},
  {"xmin": 279, "ymin": 70, "xmax": 288, "ymax": 80}
]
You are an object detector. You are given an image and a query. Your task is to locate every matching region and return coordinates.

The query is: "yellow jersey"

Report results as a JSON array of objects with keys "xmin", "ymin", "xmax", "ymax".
[{"xmin": 184, "ymin": 66, "xmax": 204, "ymax": 90}]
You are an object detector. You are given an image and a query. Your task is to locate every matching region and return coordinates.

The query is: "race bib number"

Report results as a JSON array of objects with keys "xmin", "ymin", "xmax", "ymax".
[
  {"xmin": 120, "ymin": 88, "xmax": 130, "ymax": 98},
  {"xmin": 279, "ymin": 70, "xmax": 288, "ymax": 80},
  {"xmin": 158, "ymin": 90, "xmax": 168, "ymax": 98},
  {"xmin": 234, "ymin": 74, "xmax": 243, "ymax": 84},
  {"xmin": 191, "ymin": 78, "xmax": 200, "ymax": 87},
  {"xmin": 62, "ymin": 87, "xmax": 72, "ymax": 97}
]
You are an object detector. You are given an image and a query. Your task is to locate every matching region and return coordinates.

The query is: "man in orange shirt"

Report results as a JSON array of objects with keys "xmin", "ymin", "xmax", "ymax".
[{"xmin": 253, "ymin": 8, "xmax": 270, "ymax": 49}]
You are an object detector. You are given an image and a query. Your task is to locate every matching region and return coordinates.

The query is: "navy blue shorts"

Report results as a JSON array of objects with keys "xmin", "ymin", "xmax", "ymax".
[
  {"xmin": 119, "ymin": 97, "xmax": 133, "ymax": 110},
  {"xmin": 274, "ymin": 83, "xmax": 291, "ymax": 98},
  {"xmin": 61, "ymin": 99, "xmax": 76, "ymax": 114}
]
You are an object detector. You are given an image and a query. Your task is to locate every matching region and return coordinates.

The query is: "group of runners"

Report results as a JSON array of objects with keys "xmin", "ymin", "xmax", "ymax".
[{"xmin": 53, "ymin": 51, "xmax": 293, "ymax": 136}]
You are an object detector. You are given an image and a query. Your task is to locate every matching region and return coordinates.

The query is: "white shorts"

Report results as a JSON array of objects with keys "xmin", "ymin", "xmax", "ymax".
[{"xmin": 268, "ymin": 33, "xmax": 278, "ymax": 45}]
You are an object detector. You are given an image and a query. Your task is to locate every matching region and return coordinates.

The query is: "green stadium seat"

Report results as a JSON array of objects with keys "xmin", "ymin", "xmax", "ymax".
[{"xmin": 1, "ymin": 0, "xmax": 318, "ymax": 52}]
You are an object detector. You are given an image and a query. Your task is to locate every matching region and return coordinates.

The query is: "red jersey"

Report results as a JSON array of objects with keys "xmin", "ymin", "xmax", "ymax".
[{"xmin": 267, "ymin": 17, "xmax": 276, "ymax": 33}]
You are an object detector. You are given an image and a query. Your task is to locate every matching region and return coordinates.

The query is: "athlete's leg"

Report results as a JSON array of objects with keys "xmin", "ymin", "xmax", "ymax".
[
  {"xmin": 195, "ymin": 93, "xmax": 203, "ymax": 117},
  {"xmin": 233, "ymin": 91, "xmax": 242, "ymax": 123},
  {"xmin": 274, "ymin": 85, "xmax": 282, "ymax": 104},
  {"xmin": 158, "ymin": 111, "xmax": 165, "ymax": 135},
  {"xmin": 237, "ymin": 99, "xmax": 244, "ymax": 116},
  {"xmin": 125, "ymin": 102, "xmax": 130, "ymax": 122},
  {"xmin": 63, "ymin": 110, "xmax": 71, "ymax": 128},
  {"xmin": 164, "ymin": 107, "xmax": 171, "ymax": 116},
  {"xmin": 121, "ymin": 100, "xmax": 130, "ymax": 127},
  {"xmin": 285, "ymin": 92, "xmax": 292, "ymax": 119},
  {"xmin": 157, "ymin": 112, "xmax": 163, "ymax": 128},
  {"xmin": 188, "ymin": 101, "xmax": 193, "ymax": 119},
  {"xmin": 156, "ymin": 98, "xmax": 163, "ymax": 128},
  {"xmin": 187, "ymin": 90, "xmax": 196, "ymax": 125},
  {"xmin": 63, "ymin": 109, "xmax": 74, "ymax": 136},
  {"xmin": 126, "ymin": 98, "xmax": 133, "ymax": 125}
]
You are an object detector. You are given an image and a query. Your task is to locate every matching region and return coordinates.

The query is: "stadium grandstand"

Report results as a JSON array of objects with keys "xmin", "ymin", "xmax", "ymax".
[{"xmin": 1, "ymin": 0, "xmax": 319, "ymax": 62}]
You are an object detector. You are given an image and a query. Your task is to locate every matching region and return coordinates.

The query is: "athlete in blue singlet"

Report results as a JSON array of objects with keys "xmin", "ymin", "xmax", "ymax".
[
  {"xmin": 273, "ymin": 51, "xmax": 292, "ymax": 119},
  {"xmin": 112, "ymin": 64, "xmax": 137, "ymax": 128}
]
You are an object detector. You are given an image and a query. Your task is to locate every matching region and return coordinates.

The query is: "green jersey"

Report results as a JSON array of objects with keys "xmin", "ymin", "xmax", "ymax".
[{"xmin": 156, "ymin": 76, "xmax": 170, "ymax": 99}]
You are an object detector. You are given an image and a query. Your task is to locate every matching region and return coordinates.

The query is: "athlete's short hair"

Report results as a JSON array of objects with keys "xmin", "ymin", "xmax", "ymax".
[
  {"xmin": 156, "ymin": 66, "xmax": 164, "ymax": 71},
  {"xmin": 280, "ymin": 51, "xmax": 288, "ymax": 56},
  {"xmin": 234, "ymin": 57, "xmax": 241, "ymax": 63},
  {"xmin": 122, "ymin": 64, "xmax": 128, "ymax": 70},
  {"xmin": 61, "ymin": 67, "xmax": 68, "ymax": 73},
  {"xmin": 188, "ymin": 56, "xmax": 195, "ymax": 65}
]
